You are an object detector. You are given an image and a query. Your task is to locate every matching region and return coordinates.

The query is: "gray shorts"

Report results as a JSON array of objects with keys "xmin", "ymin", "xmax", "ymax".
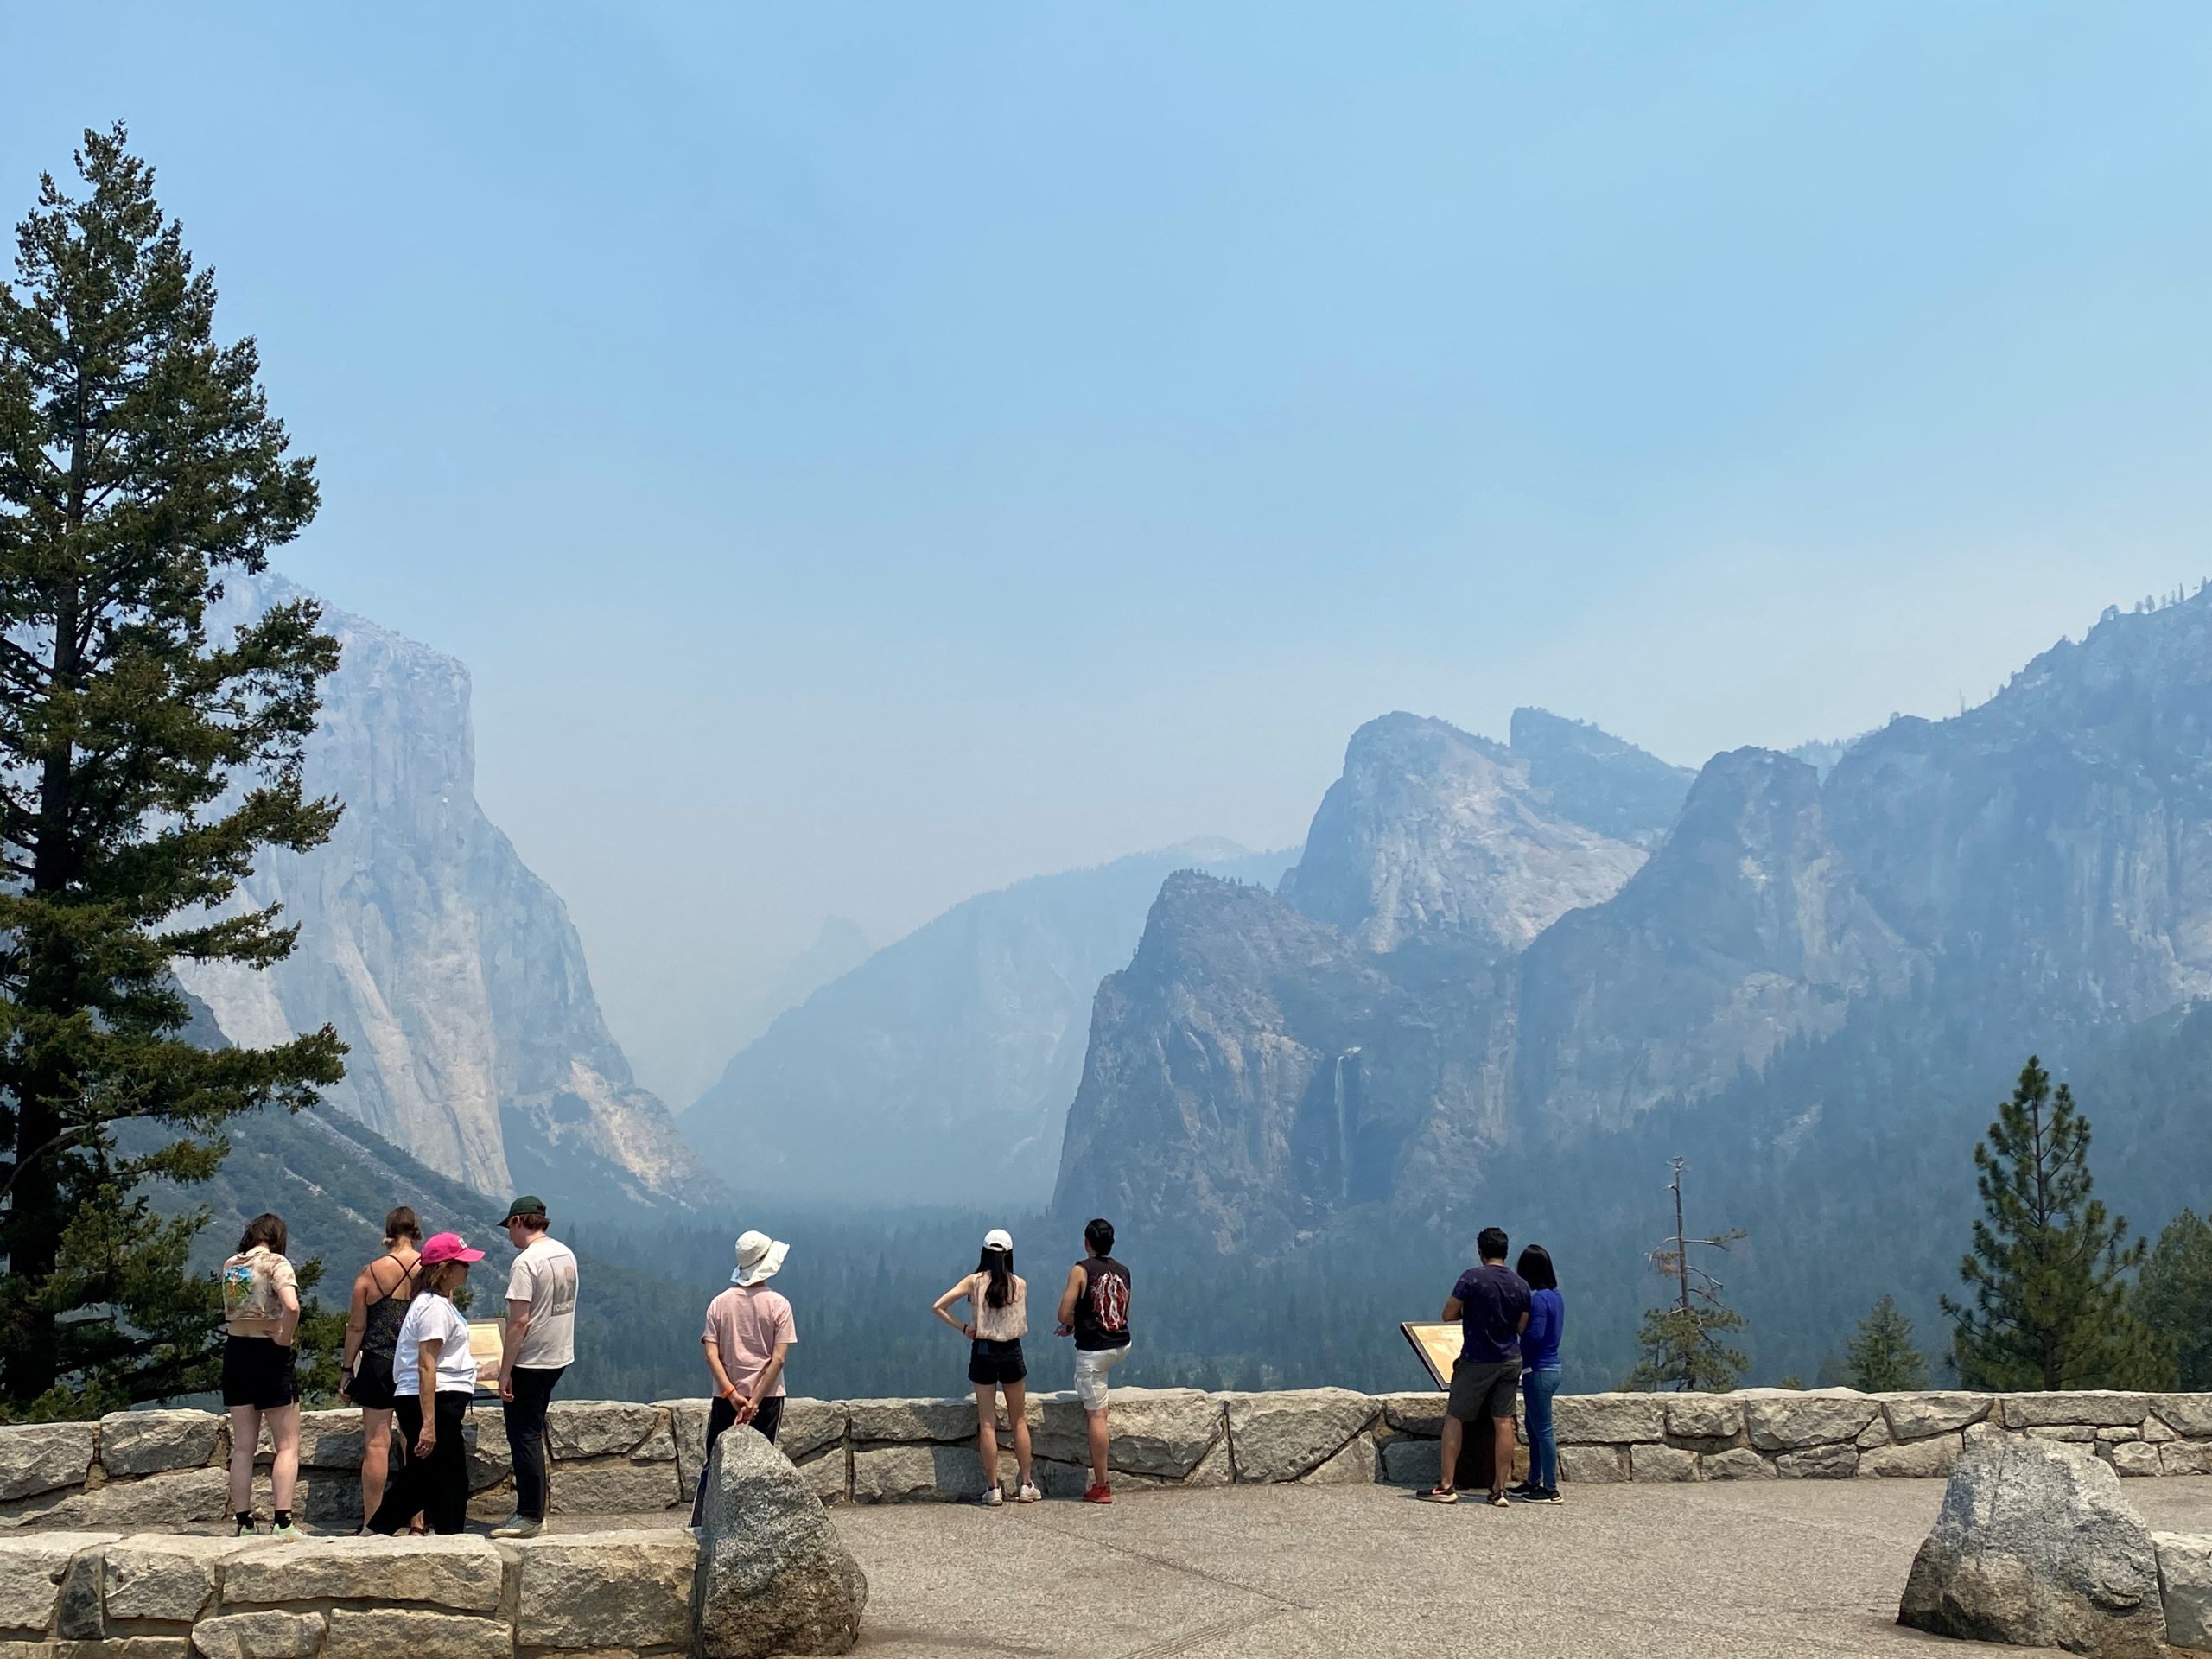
[{"xmin": 1446, "ymin": 1357, "xmax": 1519, "ymax": 1422}]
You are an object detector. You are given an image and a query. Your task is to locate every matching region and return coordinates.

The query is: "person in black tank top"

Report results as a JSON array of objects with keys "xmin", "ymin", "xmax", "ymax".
[
  {"xmin": 340, "ymin": 1208, "xmax": 424, "ymax": 1532},
  {"xmin": 1055, "ymin": 1217, "xmax": 1132, "ymax": 1503}
]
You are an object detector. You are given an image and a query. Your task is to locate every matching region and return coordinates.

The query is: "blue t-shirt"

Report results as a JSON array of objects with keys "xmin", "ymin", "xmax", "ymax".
[
  {"xmin": 1522, "ymin": 1287, "xmax": 1564, "ymax": 1370},
  {"xmin": 1451, "ymin": 1263, "xmax": 1532, "ymax": 1365}
]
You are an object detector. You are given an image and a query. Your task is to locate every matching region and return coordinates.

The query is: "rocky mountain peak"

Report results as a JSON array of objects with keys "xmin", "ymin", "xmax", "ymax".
[
  {"xmin": 1276, "ymin": 711, "xmax": 1651, "ymax": 954},
  {"xmin": 1508, "ymin": 707, "xmax": 1695, "ymax": 847}
]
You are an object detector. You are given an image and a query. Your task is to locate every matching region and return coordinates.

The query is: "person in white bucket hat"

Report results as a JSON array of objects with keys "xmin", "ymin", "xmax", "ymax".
[
  {"xmin": 690, "ymin": 1230, "xmax": 797, "ymax": 1524},
  {"xmin": 931, "ymin": 1226, "xmax": 1039, "ymax": 1505}
]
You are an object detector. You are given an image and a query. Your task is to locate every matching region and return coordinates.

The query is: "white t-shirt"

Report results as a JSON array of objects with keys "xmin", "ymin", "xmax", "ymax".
[
  {"xmin": 505, "ymin": 1236, "xmax": 580, "ymax": 1370},
  {"xmin": 393, "ymin": 1294, "xmax": 476, "ymax": 1395}
]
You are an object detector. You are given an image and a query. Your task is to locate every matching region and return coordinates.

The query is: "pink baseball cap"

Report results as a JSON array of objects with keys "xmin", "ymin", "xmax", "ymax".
[{"xmin": 420, "ymin": 1231, "xmax": 486, "ymax": 1265}]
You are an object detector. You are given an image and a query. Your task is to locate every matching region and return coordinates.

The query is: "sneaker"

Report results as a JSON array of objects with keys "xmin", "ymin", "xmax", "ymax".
[
  {"xmin": 1014, "ymin": 1482, "xmax": 1043, "ymax": 1503},
  {"xmin": 270, "ymin": 1522, "xmax": 302, "ymax": 1541},
  {"xmin": 982, "ymin": 1485, "xmax": 1004, "ymax": 1508},
  {"xmin": 1505, "ymin": 1480, "xmax": 1536, "ymax": 1498},
  {"xmin": 1420, "ymin": 1486, "xmax": 1459, "ymax": 1504},
  {"xmin": 234, "ymin": 1518, "xmax": 257, "ymax": 1537},
  {"xmin": 1530, "ymin": 1485, "xmax": 1564, "ymax": 1504},
  {"xmin": 1081, "ymin": 1483, "xmax": 1113, "ymax": 1504},
  {"xmin": 1487, "ymin": 1491, "xmax": 1510, "ymax": 1509},
  {"xmin": 490, "ymin": 1516, "xmax": 544, "ymax": 1538}
]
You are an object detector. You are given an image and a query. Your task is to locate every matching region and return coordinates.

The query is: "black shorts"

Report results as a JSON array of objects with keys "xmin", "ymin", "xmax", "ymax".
[
  {"xmin": 1446, "ymin": 1356, "xmax": 1518, "ymax": 1422},
  {"xmin": 968, "ymin": 1338, "xmax": 1027, "ymax": 1387},
  {"xmin": 222, "ymin": 1335, "xmax": 299, "ymax": 1410},
  {"xmin": 350, "ymin": 1349, "xmax": 398, "ymax": 1410}
]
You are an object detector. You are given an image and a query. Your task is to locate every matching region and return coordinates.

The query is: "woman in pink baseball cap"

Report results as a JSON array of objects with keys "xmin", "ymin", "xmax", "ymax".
[{"xmin": 366, "ymin": 1232, "xmax": 485, "ymax": 1535}]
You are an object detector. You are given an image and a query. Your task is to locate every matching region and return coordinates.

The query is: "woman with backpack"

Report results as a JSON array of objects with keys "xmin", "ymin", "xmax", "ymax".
[
  {"xmin": 221, "ymin": 1212, "xmax": 303, "ymax": 1537},
  {"xmin": 931, "ymin": 1228, "xmax": 1039, "ymax": 1506},
  {"xmin": 338, "ymin": 1206, "xmax": 424, "ymax": 1532},
  {"xmin": 365, "ymin": 1231, "xmax": 486, "ymax": 1536}
]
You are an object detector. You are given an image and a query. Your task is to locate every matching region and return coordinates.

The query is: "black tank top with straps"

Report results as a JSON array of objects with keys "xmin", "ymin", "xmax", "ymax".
[{"xmin": 361, "ymin": 1255, "xmax": 418, "ymax": 1359}]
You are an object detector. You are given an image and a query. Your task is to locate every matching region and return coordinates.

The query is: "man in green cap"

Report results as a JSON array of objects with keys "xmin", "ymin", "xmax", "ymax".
[{"xmin": 492, "ymin": 1196, "xmax": 578, "ymax": 1538}]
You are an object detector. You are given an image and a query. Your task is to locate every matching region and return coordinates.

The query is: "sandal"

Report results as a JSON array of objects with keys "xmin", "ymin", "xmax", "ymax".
[{"xmin": 1421, "ymin": 1486, "xmax": 1459, "ymax": 1504}]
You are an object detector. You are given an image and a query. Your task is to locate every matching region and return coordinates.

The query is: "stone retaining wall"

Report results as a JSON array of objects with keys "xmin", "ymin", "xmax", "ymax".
[
  {"xmin": 0, "ymin": 1529, "xmax": 696, "ymax": 1658},
  {"xmin": 3, "ymin": 1388, "xmax": 2208, "ymax": 1529}
]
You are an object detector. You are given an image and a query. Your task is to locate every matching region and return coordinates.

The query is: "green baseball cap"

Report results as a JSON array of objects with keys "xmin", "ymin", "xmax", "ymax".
[{"xmin": 500, "ymin": 1195, "xmax": 548, "ymax": 1224}]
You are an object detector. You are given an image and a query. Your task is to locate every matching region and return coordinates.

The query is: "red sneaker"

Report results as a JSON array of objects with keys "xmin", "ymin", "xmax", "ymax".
[{"xmin": 1082, "ymin": 1483, "xmax": 1114, "ymax": 1504}]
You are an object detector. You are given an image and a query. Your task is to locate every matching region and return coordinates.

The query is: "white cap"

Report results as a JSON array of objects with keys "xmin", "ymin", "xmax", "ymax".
[{"xmin": 983, "ymin": 1228, "xmax": 1014, "ymax": 1252}]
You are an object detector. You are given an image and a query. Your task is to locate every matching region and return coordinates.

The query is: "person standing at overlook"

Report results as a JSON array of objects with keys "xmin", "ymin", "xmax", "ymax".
[
  {"xmin": 221, "ymin": 1212, "xmax": 302, "ymax": 1538},
  {"xmin": 933, "ymin": 1227, "xmax": 1040, "ymax": 1506},
  {"xmin": 690, "ymin": 1230, "xmax": 798, "ymax": 1525},
  {"xmin": 1425, "ymin": 1225, "xmax": 1530, "ymax": 1509},
  {"xmin": 338, "ymin": 1206, "xmax": 423, "ymax": 1532},
  {"xmin": 1055, "ymin": 1217, "xmax": 1132, "ymax": 1504},
  {"xmin": 493, "ymin": 1196, "xmax": 579, "ymax": 1540},
  {"xmin": 367, "ymin": 1231, "xmax": 485, "ymax": 1535},
  {"xmin": 1509, "ymin": 1243, "xmax": 1565, "ymax": 1505}
]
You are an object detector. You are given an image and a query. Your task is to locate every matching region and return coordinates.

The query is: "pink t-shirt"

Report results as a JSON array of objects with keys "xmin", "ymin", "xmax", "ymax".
[{"xmin": 702, "ymin": 1286, "xmax": 797, "ymax": 1399}]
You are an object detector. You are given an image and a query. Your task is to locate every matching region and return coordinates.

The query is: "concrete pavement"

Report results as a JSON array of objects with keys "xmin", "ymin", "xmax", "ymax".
[{"xmin": 831, "ymin": 1478, "xmax": 2212, "ymax": 1659}]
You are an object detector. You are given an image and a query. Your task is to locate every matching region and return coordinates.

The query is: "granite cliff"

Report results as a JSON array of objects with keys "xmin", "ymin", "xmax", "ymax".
[
  {"xmin": 174, "ymin": 575, "xmax": 716, "ymax": 1216},
  {"xmin": 1055, "ymin": 592, "xmax": 2212, "ymax": 1258}
]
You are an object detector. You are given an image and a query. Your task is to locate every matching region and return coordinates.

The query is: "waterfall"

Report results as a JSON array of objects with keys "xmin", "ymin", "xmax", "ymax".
[{"xmin": 1334, "ymin": 1046, "xmax": 1363, "ymax": 1201}]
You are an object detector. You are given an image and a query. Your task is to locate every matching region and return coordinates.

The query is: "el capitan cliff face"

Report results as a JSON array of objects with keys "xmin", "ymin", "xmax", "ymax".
[{"xmin": 175, "ymin": 576, "xmax": 715, "ymax": 1214}]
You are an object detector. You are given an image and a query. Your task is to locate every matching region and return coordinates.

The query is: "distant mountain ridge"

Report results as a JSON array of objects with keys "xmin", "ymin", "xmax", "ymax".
[
  {"xmin": 1055, "ymin": 592, "xmax": 2212, "ymax": 1263},
  {"xmin": 682, "ymin": 840, "xmax": 1295, "ymax": 1205},
  {"xmin": 175, "ymin": 574, "xmax": 717, "ymax": 1220}
]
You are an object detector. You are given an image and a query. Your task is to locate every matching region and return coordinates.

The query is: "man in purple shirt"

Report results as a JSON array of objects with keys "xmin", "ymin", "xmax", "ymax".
[{"xmin": 1425, "ymin": 1226, "xmax": 1530, "ymax": 1508}]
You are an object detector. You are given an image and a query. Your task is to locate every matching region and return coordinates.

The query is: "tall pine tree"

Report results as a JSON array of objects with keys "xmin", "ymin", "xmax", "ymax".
[
  {"xmin": 1941, "ymin": 1056, "xmax": 2170, "ymax": 1391},
  {"xmin": 1844, "ymin": 1294, "xmax": 1930, "ymax": 1391},
  {"xmin": 0, "ymin": 126, "xmax": 345, "ymax": 1416}
]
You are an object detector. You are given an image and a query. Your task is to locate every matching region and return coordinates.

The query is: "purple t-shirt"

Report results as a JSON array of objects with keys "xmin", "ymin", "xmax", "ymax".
[{"xmin": 1451, "ymin": 1263, "xmax": 1532, "ymax": 1365}]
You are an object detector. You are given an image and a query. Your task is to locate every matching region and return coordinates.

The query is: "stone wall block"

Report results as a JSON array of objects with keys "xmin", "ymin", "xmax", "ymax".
[
  {"xmin": 2152, "ymin": 1395, "xmax": 2212, "ymax": 1438},
  {"xmin": 222, "ymin": 1535, "xmax": 505, "ymax": 1613},
  {"xmin": 1854, "ymin": 1417, "xmax": 1893, "ymax": 1450},
  {"xmin": 795, "ymin": 1447, "xmax": 848, "ymax": 1506},
  {"xmin": 849, "ymin": 1444, "xmax": 982, "ymax": 1503},
  {"xmin": 1380, "ymin": 1439, "xmax": 1442, "ymax": 1488},
  {"xmin": 1, "ymin": 1471, "xmax": 226, "ymax": 1534},
  {"xmin": 512, "ymin": 1529, "xmax": 695, "ymax": 1649},
  {"xmin": 548, "ymin": 1459, "xmax": 681, "ymax": 1514},
  {"xmin": 1663, "ymin": 1396, "xmax": 1742, "ymax": 1446},
  {"xmin": 1556, "ymin": 1446, "xmax": 1628, "ymax": 1484},
  {"xmin": 2157, "ymin": 1531, "xmax": 2212, "ymax": 1650},
  {"xmin": 545, "ymin": 1401, "xmax": 658, "ymax": 1460},
  {"xmin": 1881, "ymin": 1393, "xmax": 1992, "ymax": 1442},
  {"xmin": 1552, "ymin": 1395, "xmax": 1665, "ymax": 1445},
  {"xmin": 1224, "ymin": 1390, "xmax": 1378, "ymax": 1484},
  {"xmin": 1775, "ymin": 1443, "xmax": 1859, "ymax": 1478},
  {"xmin": 1742, "ymin": 1390, "xmax": 1880, "ymax": 1452},
  {"xmin": 654, "ymin": 1399, "xmax": 710, "ymax": 1500},
  {"xmin": 462, "ymin": 1414, "xmax": 510, "ymax": 1495},
  {"xmin": 98, "ymin": 1413, "xmax": 221, "ymax": 1478},
  {"xmin": 2144, "ymin": 1414, "xmax": 2177, "ymax": 1445},
  {"xmin": 2026, "ymin": 1425, "xmax": 2099, "ymax": 1444},
  {"xmin": 1630, "ymin": 1444, "xmax": 1701, "ymax": 1482},
  {"xmin": 1701, "ymin": 1448, "xmax": 1777, "ymax": 1481},
  {"xmin": 1858, "ymin": 1435, "xmax": 1961, "ymax": 1479},
  {"xmin": 1380, "ymin": 1394, "xmax": 1447, "ymax": 1438},
  {"xmin": 631, "ymin": 1422, "xmax": 677, "ymax": 1464},
  {"xmin": 287, "ymin": 1410, "xmax": 366, "ymax": 1471},
  {"xmin": 2107, "ymin": 1442, "xmax": 2162, "ymax": 1478},
  {"xmin": 1297, "ymin": 1434, "xmax": 1376, "ymax": 1485},
  {"xmin": 0, "ymin": 1425, "xmax": 99, "ymax": 1503},
  {"xmin": 188, "ymin": 1610, "xmax": 327, "ymax": 1659},
  {"xmin": 1999, "ymin": 1391, "xmax": 2148, "ymax": 1429},
  {"xmin": 104, "ymin": 1535, "xmax": 251, "ymax": 1624},
  {"xmin": 324, "ymin": 1607, "xmax": 510, "ymax": 1659},
  {"xmin": 0, "ymin": 1534, "xmax": 117, "ymax": 1636},
  {"xmin": 2163, "ymin": 1442, "xmax": 2212, "ymax": 1476},
  {"xmin": 844, "ymin": 1399, "xmax": 977, "ymax": 1446},
  {"xmin": 779, "ymin": 1400, "xmax": 849, "ymax": 1465},
  {"xmin": 1034, "ymin": 1389, "xmax": 1223, "ymax": 1479}
]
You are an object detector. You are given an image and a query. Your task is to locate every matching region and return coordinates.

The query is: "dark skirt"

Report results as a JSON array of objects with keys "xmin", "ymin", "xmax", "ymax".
[
  {"xmin": 222, "ymin": 1335, "xmax": 299, "ymax": 1410},
  {"xmin": 351, "ymin": 1347, "xmax": 399, "ymax": 1410},
  {"xmin": 968, "ymin": 1338, "xmax": 1027, "ymax": 1386}
]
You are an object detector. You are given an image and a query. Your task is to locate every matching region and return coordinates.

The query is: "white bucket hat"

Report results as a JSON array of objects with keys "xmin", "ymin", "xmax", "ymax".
[{"xmin": 732, "ymin": 1230, "xmax": 790, "ymax": 1286}]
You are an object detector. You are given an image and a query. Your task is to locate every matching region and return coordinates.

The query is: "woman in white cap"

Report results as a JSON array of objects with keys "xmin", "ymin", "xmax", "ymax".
[
  {"xmin": 690, "ymin": 1230, "xmax": 798, "ymax": 1523},
  {"xmin": 932, "ymin": 1228, "xmax": 1039, "ymax": 1505}
]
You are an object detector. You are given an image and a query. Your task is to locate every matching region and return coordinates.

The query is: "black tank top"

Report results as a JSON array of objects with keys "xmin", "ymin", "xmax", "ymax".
[
  {"xmin": 1072, "ymin": 1255, "xmax": 1131, "ymax": 1351},
  {"xmin": 360, "ymin": 1257, "xmax": 418, "ymax": 1359}
]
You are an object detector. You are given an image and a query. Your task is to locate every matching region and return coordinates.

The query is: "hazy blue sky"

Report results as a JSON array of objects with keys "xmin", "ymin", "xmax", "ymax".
[{"xmin": 7, "ymin": 3, "xmax": 2210, "ymax": 1102}]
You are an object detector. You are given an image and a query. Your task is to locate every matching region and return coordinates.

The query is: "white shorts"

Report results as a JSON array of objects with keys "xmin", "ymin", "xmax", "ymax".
[{"xmin": 1072, "ymin": 1343, "xmax": 1129, "ymax": 1411}]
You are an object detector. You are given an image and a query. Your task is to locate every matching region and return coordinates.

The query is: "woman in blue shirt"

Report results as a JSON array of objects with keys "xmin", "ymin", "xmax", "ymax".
[{"xmin": 1511, "ymin": 1244, "xmax": 1565, "ymax": 1503}]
